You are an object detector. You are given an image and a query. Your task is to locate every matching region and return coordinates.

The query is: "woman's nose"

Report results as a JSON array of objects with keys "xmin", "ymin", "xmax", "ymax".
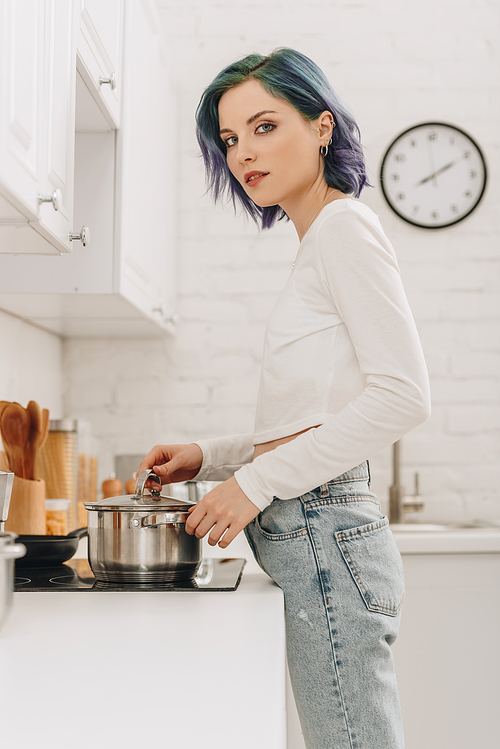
[{"xmin": 235, "ymin": 140, "xmax": 255, "ymax": 164}]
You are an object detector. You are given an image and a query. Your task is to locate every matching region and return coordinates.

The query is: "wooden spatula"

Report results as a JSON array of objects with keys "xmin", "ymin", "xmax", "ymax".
[
  {"xmin": 40, "ymin": 408, "xmax": 50, "ymax": 449},
  {"xmin": 0, "ymin": 401, "xmax": 10, "ymax": 422},
  {"xmin": 25, "ymin": 401, "xmax": 42, "ymax": 481},
  {"xmin": 0, "ymin": 403, "xmax": 30, "ymax": 478}
]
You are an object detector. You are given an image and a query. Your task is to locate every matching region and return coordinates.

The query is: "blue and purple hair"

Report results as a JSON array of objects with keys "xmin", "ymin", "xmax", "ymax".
[{"xmin": 195, "ymin": 47, "xmax": 372, "ymax": 230}]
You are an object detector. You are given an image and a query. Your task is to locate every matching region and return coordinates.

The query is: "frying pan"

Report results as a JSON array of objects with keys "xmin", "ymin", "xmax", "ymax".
[{"xmin": 14, "ymin": 527, "xmax": 88, "ymax": 567}]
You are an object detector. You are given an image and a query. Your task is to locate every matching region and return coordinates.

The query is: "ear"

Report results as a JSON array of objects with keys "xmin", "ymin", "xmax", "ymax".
[{"xmin": 316, "ymin": 111, "xmax": 335, "ymax": 142}]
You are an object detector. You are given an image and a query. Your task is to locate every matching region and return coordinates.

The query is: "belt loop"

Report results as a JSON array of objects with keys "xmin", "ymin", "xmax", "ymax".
[
  {"xmin": 320, "ymin": 483, "xmax": 329, "ymax": 497},
  {"xmin": 366, "ymin": 459, "xmax": 371, "ymax": 488}
]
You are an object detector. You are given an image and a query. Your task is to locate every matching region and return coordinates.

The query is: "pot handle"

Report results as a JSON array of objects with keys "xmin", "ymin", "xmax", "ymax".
[
  {"xmin": 140, "ymin": 513, "xmax": 187, "ymax": 528},
  {"xmin": 2, "ymin": 543, "xmax": 26, "ymax": 560},
  {"xmin": 134, "ymin": 469, "xmax": 162, "ymax": 499}
]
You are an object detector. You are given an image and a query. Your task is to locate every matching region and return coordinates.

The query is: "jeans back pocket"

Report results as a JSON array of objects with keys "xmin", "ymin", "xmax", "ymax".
[{"xmin": 335, "ymin": 517, "xmax": 405, "ymax": 617}]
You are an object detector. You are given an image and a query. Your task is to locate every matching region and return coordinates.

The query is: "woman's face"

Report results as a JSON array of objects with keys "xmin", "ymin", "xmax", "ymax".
[{"xmin": 218, "ymin": 79, "xmax": 330, "ymax": 208}]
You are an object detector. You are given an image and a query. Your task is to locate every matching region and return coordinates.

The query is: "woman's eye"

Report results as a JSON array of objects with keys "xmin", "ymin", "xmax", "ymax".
[
  {"xmin": 224, "ymin": 123, "xmax": 275, "ymax": 148},
  {"xmin": 257, "ymin": 122, "xmax": 275, "ymax": 134}
]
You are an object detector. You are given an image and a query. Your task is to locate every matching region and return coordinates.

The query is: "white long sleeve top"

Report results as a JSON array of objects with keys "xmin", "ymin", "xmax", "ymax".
[{"xmin": 193, "ymin": 199, "xmax": 431, "ymax": 512}]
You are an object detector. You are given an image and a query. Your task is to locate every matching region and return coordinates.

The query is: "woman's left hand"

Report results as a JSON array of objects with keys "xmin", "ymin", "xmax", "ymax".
[{"xmin": 185, "ymin": 476, "xmax": 260, "ymax": 548}]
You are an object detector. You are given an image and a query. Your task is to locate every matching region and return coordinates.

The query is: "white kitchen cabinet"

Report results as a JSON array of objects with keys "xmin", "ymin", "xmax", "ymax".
[
  {"xmin": 76, "ymin": 0, "xmax": 123, "ymax": 129},
  {"xmin": 115, "ymin": 0, "xmax": 176, "ymax": 325},
  {"xmin": 0, "ymin": 0, "xmax": 78, "ymax": 255},
  {"xmin": 0, "ymin": 0, "xmax": 177, "ymax": 336}
]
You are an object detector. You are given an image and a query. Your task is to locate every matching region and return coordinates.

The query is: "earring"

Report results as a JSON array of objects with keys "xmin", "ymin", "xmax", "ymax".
[{"xmin": 320, "ymin": 138, "xmax": 333, "ymax": 157}]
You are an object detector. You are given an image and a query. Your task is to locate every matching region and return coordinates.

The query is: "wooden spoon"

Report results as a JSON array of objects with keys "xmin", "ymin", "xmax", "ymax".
[
  {"xmin": 0, "ymin": 403, "xmax": 30, "ymax": 478},
  {"xmin": 0, "ymin": 401, "xmax": 12, "ymax": 469},
  {"xmin": 40, "ymin": 408, "xmax": 50, "ymax": 449},
  {"xmin": 0, "ymin": 401, "xmax": 10, "ymax": 423},
  {"xmin": 25, "ymin": 401, "xmax": 42, "ymax": 481}
]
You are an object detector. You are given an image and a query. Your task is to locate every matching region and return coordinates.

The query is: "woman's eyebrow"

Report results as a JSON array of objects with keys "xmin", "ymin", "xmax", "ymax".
[{"xmin": 220, "ymin": 110, "xmax": 278, "ymax": 134}]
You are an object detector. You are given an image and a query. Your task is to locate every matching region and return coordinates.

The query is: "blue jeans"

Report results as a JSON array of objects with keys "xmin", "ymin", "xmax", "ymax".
[{"xmin": 244, "ymin": 461, "xmax": 405, "ymax": 749}]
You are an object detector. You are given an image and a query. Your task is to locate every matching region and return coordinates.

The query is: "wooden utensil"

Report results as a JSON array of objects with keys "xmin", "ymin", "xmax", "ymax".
[
  {"xmin": 25, "ymin": 401, "xmax": 42, "ymax": 481},
  {"xmin": 40, "ymin": 408, "xmax": 50, "ymax": 448},
  {"xmin": 0, "ymin": 403, "xmax": 30, "ymax": 478},
  {"xmin": 0, "ymin": 401, "xmax": 10, "ymax": 464}
]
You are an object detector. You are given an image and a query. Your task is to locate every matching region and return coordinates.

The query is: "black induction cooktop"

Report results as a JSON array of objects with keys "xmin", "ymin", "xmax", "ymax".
[{"xmin": 14, "ymin": 557, "xmax": 245, "ymax": 592}]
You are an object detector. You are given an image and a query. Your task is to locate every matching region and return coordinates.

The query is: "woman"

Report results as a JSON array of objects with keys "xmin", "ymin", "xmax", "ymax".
[{"xmin": 141, "ymin": 48, "xmax": 430, "ymax": 749}]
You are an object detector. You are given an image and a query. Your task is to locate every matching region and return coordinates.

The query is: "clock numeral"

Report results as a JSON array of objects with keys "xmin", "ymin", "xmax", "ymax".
[
  {"xmin": 411, "ymin": 206, "xmax": 420, "ymax": 215},
  {"xmin": 394, "ymin": 153, "xmax": 406, "ymax": 163},
  {"xmin": 470, "ymin": 170, "xmax": 477, "ymax": 179},
  {"xmin": 410, "ymin": 139, "xmax": 417, "ymax": 147},
  {"xmin": 431, "ymin": 211, "xmax": 439, "ymax": 219},
  {"xmin": 428, "ymin": 131, "xmax": 438, "ymax": 141},
  {"xmin": 464, "ymin": 190, "xmax": 472, "ymax": 198},
  {"xmin": 451, "ymin": 204, "xmax": 459, "ymax": 213},
  {"xmin": 397, "ymin": 192, "xmax": 406, "ymax": 201},
  {"xmin": 391, "ymin": 173, "xmax": 400, "ymax": 181},
  {"xmin": 449, "ymin": 137, "xmax": 455, "ymax": 146},
  {"xmin": 464, "ymin": 150, "xmax": 471, "ymax": 159}
]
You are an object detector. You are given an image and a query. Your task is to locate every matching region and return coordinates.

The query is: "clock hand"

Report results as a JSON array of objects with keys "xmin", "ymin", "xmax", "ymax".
[
  {"xmin": 433, "ymin": 155, "xmax": 466, "ymax": 178},
  {"xmin": 426, "ymin": 136, "xmax": 438, "ymax": 189},
  {"xmin": 415, "ymin": 155, "xmax": 466, "ymax": 187}
]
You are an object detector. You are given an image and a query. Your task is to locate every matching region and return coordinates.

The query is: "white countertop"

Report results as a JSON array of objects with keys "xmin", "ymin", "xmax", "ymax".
[
  {"xmin": 390, "ymin": 523, "xmax": 500, "ymax": 554},
  {"xmin": 0, "ymin": 570, "xmax": 286, "ymax": 749}
]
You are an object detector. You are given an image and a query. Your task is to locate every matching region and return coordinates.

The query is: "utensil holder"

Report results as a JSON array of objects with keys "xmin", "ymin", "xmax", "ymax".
[{"xmin": 4, "ymin": 476, "xmax": 46, "ymax": 535}]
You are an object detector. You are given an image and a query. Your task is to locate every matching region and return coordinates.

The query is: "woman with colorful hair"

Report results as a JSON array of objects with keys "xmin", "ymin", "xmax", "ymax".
[{"xmin": 141, "ymin": 48, "xmax": 430, "ymax": 749}]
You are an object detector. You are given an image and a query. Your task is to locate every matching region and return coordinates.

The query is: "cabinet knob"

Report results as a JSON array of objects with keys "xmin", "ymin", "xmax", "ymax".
[
  {"xmin": 38, "ymin": 188, "xmax": 62, "ymax": 211},
  {"xmin": 99, "ymin": 72, "xmax": 117, "ymax": 91},
  {"xmin": 69, "ymin": 226, "xmax": 90, "ymax": 247}
]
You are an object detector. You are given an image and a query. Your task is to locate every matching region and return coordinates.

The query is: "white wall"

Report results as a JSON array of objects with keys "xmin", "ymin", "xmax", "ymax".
[
  {"xmin": 0, "ymin": 308, "xmax": 63, "ymax": 417},
  {"xmin": 62, "ymin": 0, "xmax": 500, "ymax": 523}
]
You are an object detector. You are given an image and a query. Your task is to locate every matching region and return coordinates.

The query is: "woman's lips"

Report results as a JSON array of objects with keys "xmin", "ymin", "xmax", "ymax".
[{"xmin": 244, "ymin": 171, "xmax": 269, "ymax": 186}]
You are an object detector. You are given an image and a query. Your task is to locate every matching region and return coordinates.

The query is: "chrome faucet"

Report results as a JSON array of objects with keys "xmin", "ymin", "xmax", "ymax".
[{"xmin": 389, "ymin": 441, "xmax": 424, "ymax": 524}]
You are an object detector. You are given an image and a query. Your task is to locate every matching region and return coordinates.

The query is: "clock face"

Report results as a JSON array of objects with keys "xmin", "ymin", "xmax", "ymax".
[{"xmin": 380, "ymin": 122, "xmax": 487, "ymax": 229}]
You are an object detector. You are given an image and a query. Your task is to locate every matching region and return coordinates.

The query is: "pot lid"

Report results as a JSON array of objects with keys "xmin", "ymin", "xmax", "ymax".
[{"xmin": 84, "ymin": 469, "xmax": 197, "ymax": 512}]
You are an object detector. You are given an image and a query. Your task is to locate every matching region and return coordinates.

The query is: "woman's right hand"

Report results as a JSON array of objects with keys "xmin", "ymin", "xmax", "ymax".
[{"xmin": 139, "ymin": 443, "xmax": 203, "ymax": 485}]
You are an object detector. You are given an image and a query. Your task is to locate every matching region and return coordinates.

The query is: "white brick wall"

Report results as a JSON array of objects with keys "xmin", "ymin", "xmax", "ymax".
[{"xmin": 63, "ymin": 0, "xmax": 500, "ymax": 524}]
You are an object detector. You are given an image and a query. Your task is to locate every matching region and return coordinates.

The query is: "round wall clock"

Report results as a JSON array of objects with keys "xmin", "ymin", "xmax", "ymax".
[{"xmin": 380, "ymin": 122, "xmax": 487, "ymax": 229}]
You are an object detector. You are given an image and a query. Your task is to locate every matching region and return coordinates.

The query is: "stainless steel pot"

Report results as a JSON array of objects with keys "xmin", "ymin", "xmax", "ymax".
[
  {"xmin": 84, "ymin": 469, "xmax": 201, "ymax": 583},
  {"xmin": 0, "ymin": 533, "xmax": 26, "ymax": 632},
  {"xmin": 1, "ymin": 471, "xmax": 26, "ymax": 632}
]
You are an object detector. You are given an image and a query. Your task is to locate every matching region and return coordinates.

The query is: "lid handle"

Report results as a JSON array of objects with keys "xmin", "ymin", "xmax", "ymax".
[{"xmin": 134, "ymin": 469, "xmax": 161, "ymax": 500}]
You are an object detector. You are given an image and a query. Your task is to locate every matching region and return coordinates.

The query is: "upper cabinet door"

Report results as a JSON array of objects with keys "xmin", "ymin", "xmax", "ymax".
[
  {"xmin": 116, "ymin": 0, "xmax": 177, "ymax": 323},
  {"xmin": 76, "ymin": 0, "xmax": 124, "ymax": 128},
  {"xmin": 0, "ymin": 0, "xmax": 45, "ymax": 221},
  {"xmin": 37, "ymin": 0, "xmax": 77, "ymax": 253},
  {"xmin": 0, "ymin": 0, "xmax": 77, "ymax": 254}
]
